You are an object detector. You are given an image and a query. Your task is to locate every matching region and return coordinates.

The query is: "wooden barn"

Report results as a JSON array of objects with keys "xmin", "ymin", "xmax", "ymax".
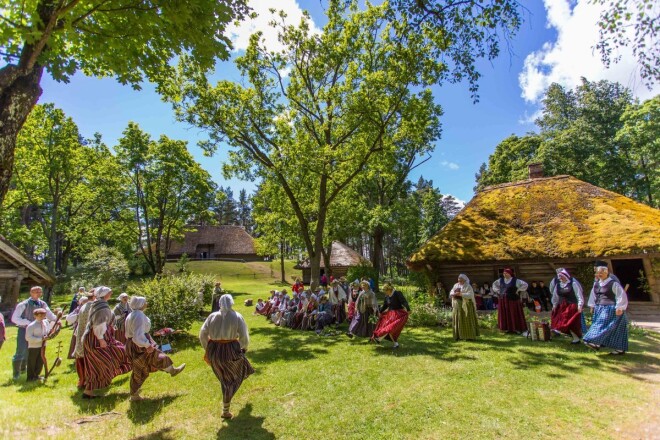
[
  {"xmin": 295, "ymin": 241, "xmax": 371, "ymax": 284},
  {"xmin": 0, "ymin": 235, "xmax": 55, "ymax": 313},
  {"xmin": 407, "ymin": 172, "xmax": 660, "ymax": 304},
  {"xmin": 167, "ymin": 225, "xmax": 260, "ymax": 261}
]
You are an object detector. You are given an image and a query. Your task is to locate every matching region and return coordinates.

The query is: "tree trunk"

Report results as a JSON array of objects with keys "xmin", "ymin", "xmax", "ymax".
[
  {"xmin": 280, "ymin": 239, "xmax": 286, "ymax": 283},
  {"xmin": 0, "ymin": 65, "xmax": 44, "ymax": 206},
  {"xmin": 371, "ymin": 225, "xmax": 384, "ymax": 292},
  {"xmin": 321, "ymin": 244, "xmax": 332, "ymax": 278}
]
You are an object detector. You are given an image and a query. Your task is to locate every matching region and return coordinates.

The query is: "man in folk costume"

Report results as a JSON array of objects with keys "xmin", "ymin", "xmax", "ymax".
[
  {"xmin": 449, "ymin": 274, "xmax": 480, "ymax": 341},
  {"xmin": 113, "ymin": 293, "xmax": 131, "ymax": 344},
  {"xmin": 125, "ymin": 296, "xmax": 185, "ymax": 401},
  {"xmin": 550, "ymin": 269, "xmax": 585, "ymax": 344},
  {"xmin": 11, "ymin": 286, "xmax": 57, "ymax": 380},
  {"xmin": 372, "ymin": 283, "xmax": 411, "ymax": 348},
  {"xmin": 583, "ymin": 261, "xmax": 629, "ymax": 355},
  {"xmin": 492, "ymin": 268, "xmax": 529, "ymax": 334},
  {"xmin": 82, "ymin": 286, "xmax": 131, "ymax": 399},
  {"xmin": 73, "ymin": 289, "xmax": 96, "ymax": 388},
  {"xmin": 200, "ymin": 294, "xmax": 254, "ymax": 419}
]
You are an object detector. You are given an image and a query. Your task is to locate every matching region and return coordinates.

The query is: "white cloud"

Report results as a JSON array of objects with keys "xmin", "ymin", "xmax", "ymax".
[
  {"xmin": 442, "ymin": 194, "xmax": 466, "ymax": 208},
  {"xmin": 519, "ymin": 0, "xmax": 660, "ymax": 104},
  {"xmin": 441, "ymin": 160, "xmax": 460, "ymax": 170},
  {"xmin": 226, "ymin": 0, "xmax": 321, "ymax": 54}
]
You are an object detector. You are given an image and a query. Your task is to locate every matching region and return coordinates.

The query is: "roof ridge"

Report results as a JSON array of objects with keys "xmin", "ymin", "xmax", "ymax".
[{"xmin": 481, "ymin": 175, "xmax": 572, "ymax": 192}]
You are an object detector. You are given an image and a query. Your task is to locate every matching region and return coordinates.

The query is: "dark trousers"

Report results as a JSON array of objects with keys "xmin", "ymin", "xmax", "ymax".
[
  {"xmin": 13, "ymin": 327, "xmax": 28, "ymax": 362},
  {"xmin": 27, "ymin": 347, "xmax": 44, "ymax": 380}
]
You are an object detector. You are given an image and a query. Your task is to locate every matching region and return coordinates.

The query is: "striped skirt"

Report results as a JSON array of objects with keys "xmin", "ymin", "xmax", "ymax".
[
  {"xmin": 452, "ymin": 298, "xmax": 479, "ymax": 340},
  {"xmin": 126, "ymin": 337, "xmax": 173, "ymax": 394},
  {"xmin": 497, "ymin": 297, "xmax": 528, "ymax": 332},
  {"xmin": 205, "ymin": 340, "xmax": 254, "ymax": 403},
  {"xmin": 373, "ymin": 309, "xmax": 409, "ymax": 342},
  {"xmin": 83, "ymin": 328, "xmax": 132, "ymax": 391},
  {"xmin": 583, "ymin": 305, "xmax": 629, "ymax": 352},
  {"xmin": 114, "ymin": 326, "xmax": 127, "ymax": 344},
  {"xmin": 551, "ymin": 301, "xmax": 583, "ymax": 337}
]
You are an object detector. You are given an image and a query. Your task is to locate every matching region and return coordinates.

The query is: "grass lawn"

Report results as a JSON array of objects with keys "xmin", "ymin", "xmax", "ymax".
[{"xmin": 2, "ymin": 262, "xmax": 659, "ymax": 439}]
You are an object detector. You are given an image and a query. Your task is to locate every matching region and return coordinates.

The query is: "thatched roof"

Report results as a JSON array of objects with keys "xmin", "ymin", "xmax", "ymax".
[
  {"xmin": 408, "ymin": 175, "xmax": 660, "ymax": 270},
  {"xmin": 296, "ymin": 241, "xmax": 370, "ymax": 269},
  {"xmin": 168, "ymin": 225, "xmax": 256, "ymax": 256},
  {"xmin": 0, "ymin": 235, "xmax": 55, "ymax": 285}
]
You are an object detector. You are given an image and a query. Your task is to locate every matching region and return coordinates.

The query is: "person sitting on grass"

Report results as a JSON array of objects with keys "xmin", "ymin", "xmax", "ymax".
[
  {"xmin": 315, "ymin": 295, "xmax": 334, "ymax": 335},
  {"xmin": 254, "ymin": 299, "xmax": 265, "ymax": 315},
  {"xmin": 290, "ymin": 293, "xmax": 309, "ymax": 330},
  {"xmin": 301, "ymin": 294, "xmax": 319, "ymax": 331}
]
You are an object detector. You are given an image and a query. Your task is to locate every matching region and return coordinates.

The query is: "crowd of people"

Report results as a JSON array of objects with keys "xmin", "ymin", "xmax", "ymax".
[
  {"xmin": 255, "ymin": 277, "xmax": 411, "ymax": 348},
  {"xmin": 7, "ymin": 285, "xmax": 253, "ymax": 418}
]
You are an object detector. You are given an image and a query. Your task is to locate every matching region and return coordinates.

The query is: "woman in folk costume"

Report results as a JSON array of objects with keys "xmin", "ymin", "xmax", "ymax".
[
  {"xmin": 113, "ymin": 293, "xmax": 131, "ymax": 344},
  {"xmin": 550, "ymin": 269, "xmax": 585, "ymax": 344},
  {"xmin": 372, "ymin": 283, "xmax": 411, "ymax": 348},
  {"xmin": 583, "ymin": 261, "xmax": 629, "ymax": 355},
  {"xmin": 289, "ymin": 293, "xmax": 308, "ymax": 329},
  {"xmin": 281, "ymin": 297, "xmax": 299, "ymax": 328},
  {"xmin": 347, "ymin": 281, "xmax": 378, "ymax": 338},
  {"xmin": 271, "ymin": 292, "xmax": 289, "ymax": 324},
  {"xmin": 82, "ymin": 286, "xmax": 131, "ymax": 399},
  {"xmin": 200, "ymin": 294, "xmax": 254, "ymax": 419},
  {"xmin": 330, "ymin": 279, "xmax": 347, "ymax": 324},
  {"xmin": 73, "ymin": 290, "xmax": 96, "ymax": 388},
  {"xmin": 125, "ymin": 296, "xmax": 185, "ymax": 401},
  {"xmin": 347, "ymin": 282, "xmax": 360, "ymax": 321},
  {"xmin": 66, "ymin": 296, "xmax": 89, "ymax": 359},
  {"xmin": 300, "ymin": 294, "xmax": 319, "ymax": 331},
  {"xmin": 492, "ymin": 268, "xmax": 528, "ymax": 334},
  {"xmin": 315, "ymin": 295, "xmax": 334, "ymax": 334},
  {"xmin": 449, "ymin": 275, "xmax": 480, "ymax": 341}
]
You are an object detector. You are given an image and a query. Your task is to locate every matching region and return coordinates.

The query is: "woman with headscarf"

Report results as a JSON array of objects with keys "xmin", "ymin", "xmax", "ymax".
[
  {"xmin": 66, "ymin": 296, "xmax": 89, "ymax": 359},
  {"xmin": 200, "ymin": 294, "xmax": 254, "ymax": 419},
  {"xmin": 73, "ymin": 289, "xmax": 96, "ymax": 388},
  {"xmin": 550, "ymin": 269, "xmax": 585, "ymax": 344},
  {"xmin": 449, "ymin": 274, "xmax": 480, "ymax": 341},
  {"xmin": 347, "ymin": 281, "xmax": 378, "ymax": 339},
  {"xmin": 113, "ymin": 293, "xmax": 131, "ymax": 344},
  {"xmin": 492, "ymin": 268, "xmax": 529, "ymax": 334},
  {"xmin": 583, "ymin": 261, "xmax": 629, "ymax": 355},
  {"xmin": 347, "ymin": 282, "xmax": 360, "ymax": 322},
  {"xmin": 315, "ymin": 295, "xmax": 334, "ymax": 334},
  {"xmin": 125, "ymin": 296, "xmax": 185, "ymax": 401},
  {"xmin": 372, "ymin": 283, "xmax": 411, "ymax": 348},
  {"xmin": 82, "ymin": 286, "xmax": 132, "ymax": 399},
  {"xmin": 300, "ymin": 294, "xmax": 319, "ymax": 331}
]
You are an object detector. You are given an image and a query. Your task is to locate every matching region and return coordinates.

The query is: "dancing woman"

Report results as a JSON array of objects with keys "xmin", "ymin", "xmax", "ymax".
[
  {"xmin": 200, "ymin": 294, "xmax": 254, "ymax": 419},
  {"xmin": 372, "ymin": 283, "xmax": 411, "ymax": 348},
  {"xmin": 550, "ymin": 269, "xmax": 585, "ymax": 344}
]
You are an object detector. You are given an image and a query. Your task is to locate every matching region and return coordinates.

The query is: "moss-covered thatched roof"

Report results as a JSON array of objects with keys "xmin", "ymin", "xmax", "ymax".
[{"xmin": 408, "ymin": 176, "xmax": 660, "ymax": 270}]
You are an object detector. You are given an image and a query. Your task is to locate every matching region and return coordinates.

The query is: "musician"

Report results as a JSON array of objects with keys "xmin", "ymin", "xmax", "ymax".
[
  {"xmin": 25, "ymin": 309, "xmax": 51, "ymax": 381},
  {"xmin": 11, "ymin": 286, "xmax": 56, "ymax": 380}
]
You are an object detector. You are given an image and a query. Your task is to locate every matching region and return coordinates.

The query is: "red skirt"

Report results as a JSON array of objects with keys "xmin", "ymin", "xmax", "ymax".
[
  {"xmin": 551, "ymin": 301, "xmax": 583, "ymax": 337},
  {"xmin": 373, "ymin": 309, "xmax": 409, "ymax": 342},
  {"xmin": 497, "ymin": 297, "xmax": 527, "ymax": 332}
]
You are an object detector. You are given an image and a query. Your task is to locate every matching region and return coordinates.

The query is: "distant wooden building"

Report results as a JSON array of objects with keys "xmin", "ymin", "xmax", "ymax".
[
  {"xmin": 407, "ymin": 173, "xmax": 660, "ymax": 303},
  {"xmin": 167, "ymin": 225, "xmax": 260, "ymax": 261},
  {"xmin": 295, "ymin": 241, "xmax": 371, "ymax": 284},
  {"xmin": 0, "ymin": 235, "xmax": 56, "ymax": 313}
]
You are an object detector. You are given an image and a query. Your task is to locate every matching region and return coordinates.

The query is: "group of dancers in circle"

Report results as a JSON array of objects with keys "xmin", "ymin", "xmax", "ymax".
[
  {"xmin": 255, "ymin": 277, "xmax": 411, "ymax": 348},
  {"xmin": 9, "ymin": 286, "xmax": 252, "ymax": 419}
]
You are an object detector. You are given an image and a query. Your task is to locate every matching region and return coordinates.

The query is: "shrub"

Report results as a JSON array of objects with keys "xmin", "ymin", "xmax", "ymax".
[
  {"xmin": 127, "ymin": 273, "xmax": 216, "ymax": 331},
  {"xmin": 478, "ymin": 312, "xmax": 498, "ymax": 330},
  {"xmin": 176, "ymin": 253, "xmax": 190, "ymax": 273},
  {"xmin": 71, "ymin": 246, "xmax": 130, "ymax": 291},
  {"xmin": 408, "ymin": 302, "xmax": 439, "ymax": 327},
  {"xmin": 346, "ymin": 262, "xmax": 379, "ymax": 285}
]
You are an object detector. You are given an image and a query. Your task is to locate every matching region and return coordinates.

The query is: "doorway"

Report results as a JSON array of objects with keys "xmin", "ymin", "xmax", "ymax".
[{"xmin": 611, "ymin": 259, "xmax": 650, "ymax": 301}]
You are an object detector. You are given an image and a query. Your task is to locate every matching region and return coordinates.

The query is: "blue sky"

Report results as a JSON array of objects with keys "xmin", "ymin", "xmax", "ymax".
[{"xmin": 38, "ymin": 0, "xmax": 658, "ymax": 204}]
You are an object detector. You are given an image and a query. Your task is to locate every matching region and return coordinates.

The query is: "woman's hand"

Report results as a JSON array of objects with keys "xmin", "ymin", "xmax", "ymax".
[
  {"xmin": 615, "ymin": 308, "xmax": 624, "ymax": 316},
  {"xmin": 99, "ymin": 339, "xmax": 107, "ymax": 349}
]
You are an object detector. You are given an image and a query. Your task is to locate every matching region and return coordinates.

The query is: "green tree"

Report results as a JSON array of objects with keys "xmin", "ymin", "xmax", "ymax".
[
  {"xmin": 593, "ymin": 0, "xmax": 659, "ymax": 88},
  {"xmin": 237, "ymin": 188, "xmax": 253, "ymax": 233},
  {"xmin": 615, "ymin": 95, "xmax": 660, "ymax": 206},
  {"xmin": 115, "ymin": 123, "xmax": 215, "ymax": 274},
  {"xmin": 475, "ymin": 134, "xmax": 542, "ymax": 190},
  {"xmin": 0, "ymin": 0, "xmax": 249, "ymax": 206},
  {"xmin": 167, "ymin": 0, "xmax": 518, "ymax": 288}
]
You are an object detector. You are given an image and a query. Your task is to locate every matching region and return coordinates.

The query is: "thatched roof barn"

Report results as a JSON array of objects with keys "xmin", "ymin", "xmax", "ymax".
[
  {"xmin": 295, "ymin": 241, "xmax": 370, "ymax": 284},
  {"xmin": 0, "ymin": 235, "xmax": 55, "ymax": 312},
  {"xmin": 408, "ymin": 173, "xmax": 660, "ymax": 303},
  {"xmin": 167, "ymin": 225, "xmax": 260, "ymax": 261}
]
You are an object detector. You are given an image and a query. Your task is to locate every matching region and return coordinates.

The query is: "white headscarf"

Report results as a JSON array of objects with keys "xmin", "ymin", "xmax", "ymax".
[
  {"xmin": 130, "ymin": 296, "xmax": 147, "ymax": 310},
  {"xmin": 219, "ymin": 294, "xmax": 234, "ymax": 316},
  {"xmin": 95, "ymin": 286, "xmax": 111, "ymax": 298},
  {"xmin": 458, "ymin": 274, "xmax": 470, "ymax": 285}
]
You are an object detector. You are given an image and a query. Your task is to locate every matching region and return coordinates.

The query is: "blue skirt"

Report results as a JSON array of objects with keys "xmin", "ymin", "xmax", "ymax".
[{"xmin": 583, "ymin": 305, "xmax": 628, "ymax": 352}]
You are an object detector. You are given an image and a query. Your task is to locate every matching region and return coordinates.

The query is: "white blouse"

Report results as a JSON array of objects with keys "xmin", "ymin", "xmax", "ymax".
[
  {"xmin": 199, "ymin": 310, "xmax": 249, "ymax": 350},
  {"xmin": 449, "ymin": 282, "xmax": 474, "ymax": 300},
  {"xmin": 492, "ymin": 278, "xmax": 528, "ymax": 295},
  {"xmin": 587, "ymin": 277, "xmax": 628, "ymax": 310},
  {"xmin": 125, "ymin": 310, "xmax": 153, "ymax": 348},
  {"xmin": 551, "ymin": 280, "xmax": 584, "ymax": 308}
]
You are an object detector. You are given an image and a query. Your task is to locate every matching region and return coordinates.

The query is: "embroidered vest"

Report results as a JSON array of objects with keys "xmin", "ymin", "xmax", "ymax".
[
  {"xmin": 557, "ymin": 279, "xmax": 578, "ymax": 304},
  {"xmin": 593, "ymin": 279, "xmax": 616, "ymax": 306},
  {"xmin": 499, "ymin": 277, "xmax": 519, "ymax": 300}
]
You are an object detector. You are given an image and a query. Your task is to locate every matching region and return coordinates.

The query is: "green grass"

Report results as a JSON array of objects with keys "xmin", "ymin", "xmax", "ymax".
[{"xmin": 2, "ymin": 261, "xmax": 659, "ymax": 439}]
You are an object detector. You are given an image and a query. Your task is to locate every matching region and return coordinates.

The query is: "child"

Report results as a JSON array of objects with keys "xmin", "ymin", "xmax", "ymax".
[
  {"xmin": 254, "ymin": 298, "xmax": 265, "ymax": 315},
  {"xmin": 25, "ymin": 308, "xmax": 50, "ymax": 381}
]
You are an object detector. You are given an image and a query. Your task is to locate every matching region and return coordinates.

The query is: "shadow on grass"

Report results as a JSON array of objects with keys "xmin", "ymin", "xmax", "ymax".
[
  {"xmin": 127, "ymin": 393, "xmax": 182, "ymax": 425},
  {"xmin": 216, "ymin": 403, "xmax": 275, "ymax": 440},
  {"xmin": 246, "ymin": 325, "xmax": 341, "ymax": 365},
  {"xmin": 70, "ymin": 390, "xmax": 132, "ymax": 413},
  {"xmin": 130, "ymin": 427, "xmax": 177, "ymax": 440}
]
